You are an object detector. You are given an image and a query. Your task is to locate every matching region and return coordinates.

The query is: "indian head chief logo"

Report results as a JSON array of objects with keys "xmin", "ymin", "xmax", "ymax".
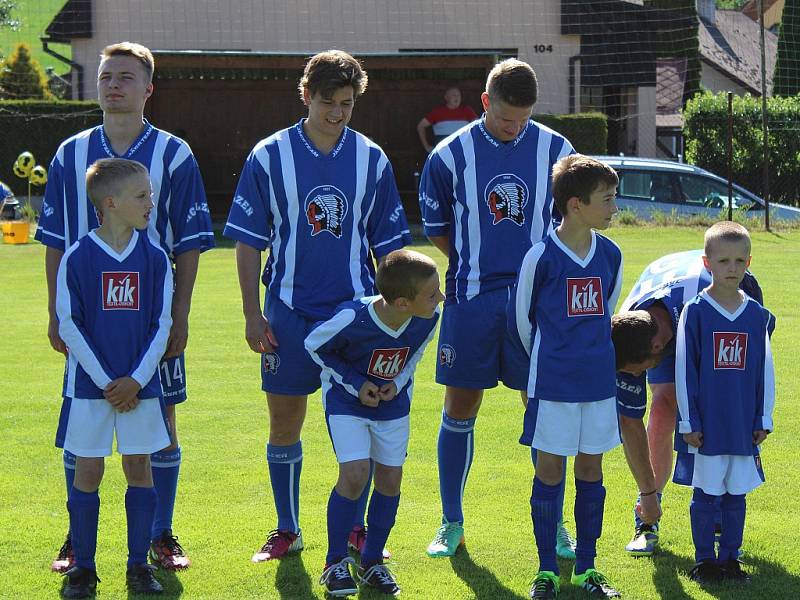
[
  {"xmin": 439, "ymin": 344, "xmax": 456, "ymax": 367},
  {"xmin": 305, "ymin": 185, "xmax": 348, "ymax": 238},
  {"xmin": 263, "ymin": 353, "xmax": 281, "ymax": 375},
  {"xmin": 713, "ymin": 332, "xmax": 748, "ymax": 370},
  {"xmin": 368, "ymin": 347, "xmax": 410, "ymax": 380},
  {"xmin": 102, "ymin": 272, "xmax": 139, "ymax": 310},
  {"xmin": 566, "ymin": 277, "xmax": 604, "ymax": 317},
  {"xmin": 485, "ymin": 174, "xmax": 528, "ymax": 226}
]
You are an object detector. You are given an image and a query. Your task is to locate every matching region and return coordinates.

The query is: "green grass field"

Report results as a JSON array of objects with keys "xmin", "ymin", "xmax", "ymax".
[
  {"xmin": 1, "ymin": 226, "xmax": 798, "ymax": 599},
  {"xmin": 0, "ymin": 1, "xmax": 71, "ymax": 73}
]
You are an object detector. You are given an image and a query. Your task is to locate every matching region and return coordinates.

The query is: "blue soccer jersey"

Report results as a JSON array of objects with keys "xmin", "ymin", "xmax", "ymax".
[
  {"xmin": 36, "ymin": 121, "xmax": 215, "ymax": 258},
  {"xmin": 56, "ymin": 230, "xmax": 173, "ymax": 400},
  {"xmin": 509, "ymin": 230, "xmax": 623, "ymax": 403},
  {"xmin": 305, "ymin": 297, "xmax": 439, "ymax": 420},
  {"xmin": 224, "ymin": 121, "xmax": 413, "ymax": 321},
  {"xmin": 419, "ymin": 118, "xmax": 574, "ymax": 302},
  {"xmin": 676, "ymin": 291, "xmax": 776, "ymax": 456}
]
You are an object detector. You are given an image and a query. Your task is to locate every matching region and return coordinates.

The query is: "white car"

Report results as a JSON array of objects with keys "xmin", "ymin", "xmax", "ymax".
[{"xmin": 594, "ymin": 156, "xmax": 800, "ymax": 222}]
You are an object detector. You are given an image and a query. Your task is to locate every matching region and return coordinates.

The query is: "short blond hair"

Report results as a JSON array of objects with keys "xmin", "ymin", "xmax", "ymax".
[
  {"xmin": 86, "ymin": 158, "xmax": 149, "ymax": 214},
  {"xmin": 704, "ymin": 221, "xmax": 751, "ymax": 256},
  {"xmin": 100, "ymin": 42, "xmax": 154, "ymax": 82}
]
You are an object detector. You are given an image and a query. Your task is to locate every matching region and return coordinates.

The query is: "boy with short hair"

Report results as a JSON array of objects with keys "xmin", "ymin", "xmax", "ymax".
[
  {"xmin": 509, "ymin": 155, "xmax": 623, "ymax": 599},
  {"xmin": 55, "ymin": 158, "xmax": 173, "ymax": 598},
  {"xmin": 305, "ymin": 249, "xmax": 443, "ymax": 597},
  {"xmin": 675, "ymin": 221, "xmax": 775, "ymax": 584}
]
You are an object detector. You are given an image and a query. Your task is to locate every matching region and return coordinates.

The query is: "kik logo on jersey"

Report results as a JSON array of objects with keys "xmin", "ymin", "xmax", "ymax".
[
  {"xmin": 305, "ymin": 185, "xmax": 348, "ymax": 237},
  {"xmin": 102, "ymin": 272, "xmax": 139, "ymax": 310},
  {"xmin": 713, "ymin": 332, "xmax": 747, "ymax": 369},
  {"xmin": 368, "ymin": 347, "xmax": 410, "ymax": 380},
  {"xmin": 485, "ymin": 174, "xmax": 528, "ymax": 226},
  {"xmin": 567, "ymin": 277, "xmax": 604, "ymax": 317}
]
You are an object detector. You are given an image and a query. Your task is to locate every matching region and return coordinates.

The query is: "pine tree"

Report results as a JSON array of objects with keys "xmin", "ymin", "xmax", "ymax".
[
  {"xmin": 0, "ymin": 42, "xmax": 52, "ymax": 99},
  {"xmin": 774, "ymin": 0, "xmax": 800, "ymax": 96}
]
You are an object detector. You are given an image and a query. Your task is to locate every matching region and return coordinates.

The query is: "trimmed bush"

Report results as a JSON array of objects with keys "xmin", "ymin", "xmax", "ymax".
[{"xmin": 535, "ymin": 112, "xmax": 608, "ymax": 154}]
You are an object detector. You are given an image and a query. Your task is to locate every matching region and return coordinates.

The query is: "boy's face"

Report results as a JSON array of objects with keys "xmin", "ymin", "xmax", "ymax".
[
  {"xmin": 98, "ymin": 54, "xmax": 153, "ymax": 115},
  {"xmin": 480, "ymin": 94, "xmax": 533, "ymax": 142},
  {"xmin": 703, "ymin": 238, "xmax": 751, "ymax": 292},
  {"xmin": 109, "ymin": 172, "xmax": 153, "ymax": 230},
  {"xmin": 303, "ymin": 86, "xmax": 355, "ymax": 143},
  {"xmin": 405, "ymin": 272, "xmax": 445, "ymax": 319},
  {"xmin": 573, "ymin": 182, "xmax": 618, "ymax": 230}
]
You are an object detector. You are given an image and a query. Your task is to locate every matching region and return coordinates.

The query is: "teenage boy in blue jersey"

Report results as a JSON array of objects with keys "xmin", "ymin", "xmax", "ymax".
[
  {"xmin": 509, "ymin": 155, "xmax": 623, "ymax": 599},
  {"xmin": 224, "ymin": 50, "xmax": 412, "ymax": 562},
  {"xmin": 40, "ymin": 42, "xmax": 214, "ymax": 573}
]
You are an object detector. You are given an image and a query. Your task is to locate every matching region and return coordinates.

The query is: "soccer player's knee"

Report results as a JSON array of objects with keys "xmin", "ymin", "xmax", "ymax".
[
  {"xmin": 122, "ymin": 454, "xmax": 153, "ymax": 487},
  {"xmin": 75, "ymin": 457, "xmax": 104, "ymax": 490},
  {"xmin": 574, "ymin": 453, "xmax": 603, "ymax": 482},
  {"xmin": 337, "ymin": 460, "xmax": 371, "ymax": 498},
  {"xmin": 374, "ymin": 464, "xmax": 402, "ymax": 496}
]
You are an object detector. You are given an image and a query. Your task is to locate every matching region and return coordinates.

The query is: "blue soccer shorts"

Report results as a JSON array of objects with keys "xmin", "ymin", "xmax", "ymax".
[
  {"xmin": 261, "ymin": 294, "xmax": 322, "ymax": 396},
  {"xmin": 435, "ymin": 286, "xmax": 528, "ymax": 390},
  {"xmin": 647, "ymin": 352, "xmax": 676, "ymax": 385},
  {"xmin": 160, "ymin": 354, "xmax": 187, "ymax": 405}
]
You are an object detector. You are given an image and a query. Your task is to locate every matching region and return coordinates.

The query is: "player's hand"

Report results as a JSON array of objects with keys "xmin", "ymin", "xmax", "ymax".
[
  {"xmin": 753, "ymin": 429, "xmax": 768, "ymax": 445},
  {"xmin": 245, "ymin": 312, "xmax": 278, "ymax": 354},
  {"xmin": 683, "ymin": 432, "xmax": 703, "ymax": 448},
  {"xmin": 378, "ymin": 382, "xmax": 397, "ymax": 402},
  {"xmin": 104, "ymin": 377, "xmax": 141, "ymax": 412},
  {"xmin": 636, "ymin": 493, "xmax": 662, "ymax": 525},
  {"xmin": 48, "ymin": 317, "xmax": 68, "ymax": 356},
  {"xmin": 359, "ymin": 381, "xmax": 380, "ymax": 407},
  {"xmin": 164, "ymin": 313, "xmax": 189, "ymax": 358}
]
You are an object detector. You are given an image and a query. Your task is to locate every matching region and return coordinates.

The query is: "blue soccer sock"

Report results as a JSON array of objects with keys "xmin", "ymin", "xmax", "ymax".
[
  {"xmin": 67, "ymin": 488, "xmax": 100, "ymax": 571},
  {"xmin": 531, "ymin": 477, "xmax": 561, "ymax": 575},
  {"xmin": 326, "ymin": 488, "xmax": 358, "ymax": 565},
  {"xmin": 267, "ymin": 441, "xmax": 302, "ymax": 533},
  {"xmin": 690, "ymin": 488, "xmax": 718, "ymax": 563},
  {"xmin": 531, "ymin": 448, "xmax": 566, "ymax": 524},
  {"xmin": 353, "ymin": 460, "xmax": 375, "ymax": 529},
  {"xmin": 150, "ymin": 446, "xmax": 181, "ymax": 539},
  {"xmin": 633, "ymin": 492, "xmax": 663, "ymax": 529},
  {"xmin": 438, "ymin": 411, "xmax": 475, "ymax": 525},
  {"xmin": 63, "ymin": 450, "xmax": 76, "ymax": 498},
  {"xmin": 362, "ymin": 491, "xmax": 400, "ymax": 567},
  {"xmin": 126, "ymin": 486, "xmax": 157, "ymax": 567},
  {"xmin": 718, "ymin": 493, "xmax": 746, "ymax": 562},
  {"xmin": 574, "ymin": 477, "xmax": 606, "ymax": 575}
]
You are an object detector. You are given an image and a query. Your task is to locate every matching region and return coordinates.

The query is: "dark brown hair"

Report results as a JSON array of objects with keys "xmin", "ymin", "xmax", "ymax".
[
  {"xmin": 486, "ymin": 58, "xmax": 538, "ymax": 107},
  {"xmin": 376, "ymin": 249, "xmax": 438, "ymax": 302},
  {"xmin": 551, "ymin": 154, "xmax": 619, "ymax": 216},
  {"xmin": 298, "ymin": 50, "xmax": 367, "ymax": 100}
]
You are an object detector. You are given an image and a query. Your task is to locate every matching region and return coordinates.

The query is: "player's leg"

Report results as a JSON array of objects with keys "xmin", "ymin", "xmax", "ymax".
[
  {"xmin": 688, "ymin": 487, "xmax": 721, "ymax": 583},
  {"xmin": 53, "ymin": 397, "xmax": 76, "ymax": 573}
]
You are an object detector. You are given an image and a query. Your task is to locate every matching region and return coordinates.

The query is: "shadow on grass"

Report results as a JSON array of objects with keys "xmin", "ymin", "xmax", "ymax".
[
  {"xmin": 131, "ymin": 567, "xmax": 184, "ymax": 599},
  {"xmin": 652, "ymin": 548, "xmax": 800, "ymax": 599},
  {"xmin": 274, "ymin": 552, "xmax": 314, "ymax": 600},
  {"xmin": 450, "ymin": 547, "xmax": 528, "ymax": 600}
]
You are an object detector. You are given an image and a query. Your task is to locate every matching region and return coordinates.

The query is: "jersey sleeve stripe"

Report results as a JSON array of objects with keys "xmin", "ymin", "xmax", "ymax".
[{"xmin": 223, "ymin": 221, "xmax": 271, "ymax": 243}]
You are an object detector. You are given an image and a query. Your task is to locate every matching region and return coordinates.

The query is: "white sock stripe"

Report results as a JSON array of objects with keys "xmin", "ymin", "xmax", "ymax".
[
  {"xmin": 459, "ymin": 431, "xmax": 473, "ymax": 509},
  {"xmin": 288, "ymin": 462, "xmax": 299, "ymax": 532}
]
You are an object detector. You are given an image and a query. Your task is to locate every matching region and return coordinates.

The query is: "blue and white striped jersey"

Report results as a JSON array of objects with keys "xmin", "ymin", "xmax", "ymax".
[
  {"xmin": 419, "ymin": 118, "xmax": 574, "ymax": 302},
  {"xmin": 676, "ymin": 291, "xmax": 775, "ymax": 455},
  {"xmin": 509, "ymin": 230, "xmax": 623, "ymax": 403},
  {"xmin": 56, "ymin": 230, "xmax": 173, "ymax": 400},
  {"xmin": 305, "ymin": 297, "xmax": 439, "ymax": 420},
  {"xmin": 36, "ymin": 121, "xmax": 215, "ymax": 259},
  {"xmin": 224, "ymin": 120, "xmax": 413, "ymax": 321}
]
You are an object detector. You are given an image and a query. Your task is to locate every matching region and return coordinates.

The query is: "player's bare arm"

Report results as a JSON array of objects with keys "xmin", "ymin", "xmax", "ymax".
[
  {"xmin": 45, "ymin": 246, "xmax": 67, "ymax": 355},
  {"xmin": 753, "ymin": 429, "xmax": 768, "ymax": 445},
  {"xmin": 619, "ymin": 414, "xmax": 662, "ymax": 524},
  {"xmin": 683, "ymin": 431, "xmax": 703, "ymax": 448},
  {"xmin": 235, "ymin": 242, "xmax": 278, "ymax": 353},
  {"xmin": 359, "ymin": 381, "xmax": 380, "ymax": 407},
  {"xmin": 165, "ymin": 249, "xmax": 200, "ymax": 358},
  {"xmin": 427, "ymin": 235, "xmax": 449, "ymax": 257}
]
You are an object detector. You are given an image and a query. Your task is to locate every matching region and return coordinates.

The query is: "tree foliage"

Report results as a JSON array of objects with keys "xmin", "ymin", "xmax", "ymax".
[
  {"xmin": 0, "ymin": 43, "xmax": 52, "ymax": 99},
  {"xmin": 646, "ymin": 0, "xmax": 702, "ymax": 104},
  {"xmin": 0, "ymin": 0, "xmax": 20, "ymax": 30},
  {"xmin": 774, "ymin": 0, "xmax": 800, "ymax": 96}
]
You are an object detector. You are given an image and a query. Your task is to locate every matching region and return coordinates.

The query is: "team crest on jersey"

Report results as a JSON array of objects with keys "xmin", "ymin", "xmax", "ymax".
[
  {"xmin": 102, "ymin": 272, "xmax": 139, "ymax": 310},
  {"xmin": 485, "ymin": 174, "xmax": 528, "ymax": 226},
  {"xmin": 263, "ymin": 352, "xmax": 281, "ymax": 375},
  {"xmin": 567, "ymin": 277, "xmax": 604, "ymax": 317},
  {"xmin": 713, "ymin": 332, "xmax": 747, "ymax": 369},
  {"xmin": 439, "ymin": 344, "xmax": 456, "ymax": 367},
  {"xmin": 305, "ymin": 185, "xmax": 348, "ymax": 238},
  {"xmin": 368, "ymin": 347, "xmax": 410, "ymax": 380}
]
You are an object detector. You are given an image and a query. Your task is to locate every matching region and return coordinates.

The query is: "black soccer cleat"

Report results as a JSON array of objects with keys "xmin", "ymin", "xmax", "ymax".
[
  {"xmin": 358, "ymin": 562, "xmax": 401, "ymax": 596},
  {"xmin": 688, "ymin": 560, "xmax": 723, "ymax": 585},
  {"xmin": 126, "ymin": 563, "xmax": 163, "ymax": 594},
  {"xmin": 61, "ymin": 566, "xmax": 99, "ymax": 599},
  {"xmin": 721, "ymin": 559, "xmax": 751, "ymax": 583},
  {"xmin": 320, "ymin": 557, "xmax": 358, "ymax": 597}
]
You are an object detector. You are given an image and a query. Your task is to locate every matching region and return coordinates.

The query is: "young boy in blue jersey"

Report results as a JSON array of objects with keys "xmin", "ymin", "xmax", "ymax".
[
  {"xmin": 674, "ymin": 222, "xmax": 775, "ymax": 584},
  {"xmin": 305, "ymin": 249, "xmax": 443, "ymax": 597},
  {"xmin": 40, "ymin": 42, "xmax": 214, "ymax": 572},
  {"xmin": 55, "ymin": 158, "xmax": 173, "ymax": 598},
  {"xmin": 224, "ymin": 50, "xmax": 412, "ymax": 563},
  {"xmin": 509, "ymin": 155, "xmax": 623, "ymax": 599},
  {"xmin": 419, "ymin": 57, "xmax": 576, "ymax": 559}
]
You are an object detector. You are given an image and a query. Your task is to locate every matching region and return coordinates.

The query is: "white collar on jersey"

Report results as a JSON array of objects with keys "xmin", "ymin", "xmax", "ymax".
[
  {"xmin": 699, "ymin": 289, "xmax": 750, "ymax": 321},
  {"xmin": 477, "ymin": 115, "xmax": 530, "ymax": 149},
  {"xmin": 294, "ymin": 119, "xmax": 349, "ymax": 159},
  {"xmin": 88, "ymin": 229, "xmax": 139, "ymax": 262},
  {"xmin": 368, "ymin": 297, "xmax": 412, "ymax": 338},
  {"xmin": 550, "ymin": 229, "xmax": 597, "ymax": 268},
  {"xmin": 99, "ymin": 119, "xmax": 154, "ymax": 159}
]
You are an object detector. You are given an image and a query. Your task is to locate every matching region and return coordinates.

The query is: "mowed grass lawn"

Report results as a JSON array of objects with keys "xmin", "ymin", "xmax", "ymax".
[{"xmin": 1, "ymin": 226, "xmax": 798, "ymax": 600}]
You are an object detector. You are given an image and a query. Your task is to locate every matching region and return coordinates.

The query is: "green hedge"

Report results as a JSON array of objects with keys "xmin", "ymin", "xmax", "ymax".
[
  {"xmin": 684, "ymin": 92, "xmax": 800, "ymax": 207},
  {"xmin": 535, "ymin": 112, "xmax": 608, "ymax": 155},
  {"xmin": 0, "ymin": 100, "xmax": 101, "ymax": 197}
]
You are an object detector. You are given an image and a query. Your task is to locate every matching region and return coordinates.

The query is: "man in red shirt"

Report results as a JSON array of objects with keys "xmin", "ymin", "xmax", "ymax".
[{"xmin": 416, "ymin": 87, "xmax": 478, "ymax": 153}]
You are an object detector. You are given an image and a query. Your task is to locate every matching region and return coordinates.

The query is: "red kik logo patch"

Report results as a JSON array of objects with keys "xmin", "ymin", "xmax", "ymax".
[
  {"xmin": 102, "ymin": 272, "xmax": 139, "ymax": 310},
  {"xmin": 368, "ymin": 347, "xmax": 410, "ymax": 380}
]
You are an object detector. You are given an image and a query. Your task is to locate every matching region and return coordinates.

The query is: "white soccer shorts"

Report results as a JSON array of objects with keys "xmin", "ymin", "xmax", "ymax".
[
  {"xmin": 63, "ymin": 397, "xmax": 170, "ymax": 457},
  {"xmin": 688, "ymin": 453, "xmax": 764, "ymax": 496},
  {"xmin": 327, "ymin": 414, "xmax": 410, "ymax": 467},
  {"xmin": 530, "ymin": 397, "xmax": 621, "ymax": 456}
]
